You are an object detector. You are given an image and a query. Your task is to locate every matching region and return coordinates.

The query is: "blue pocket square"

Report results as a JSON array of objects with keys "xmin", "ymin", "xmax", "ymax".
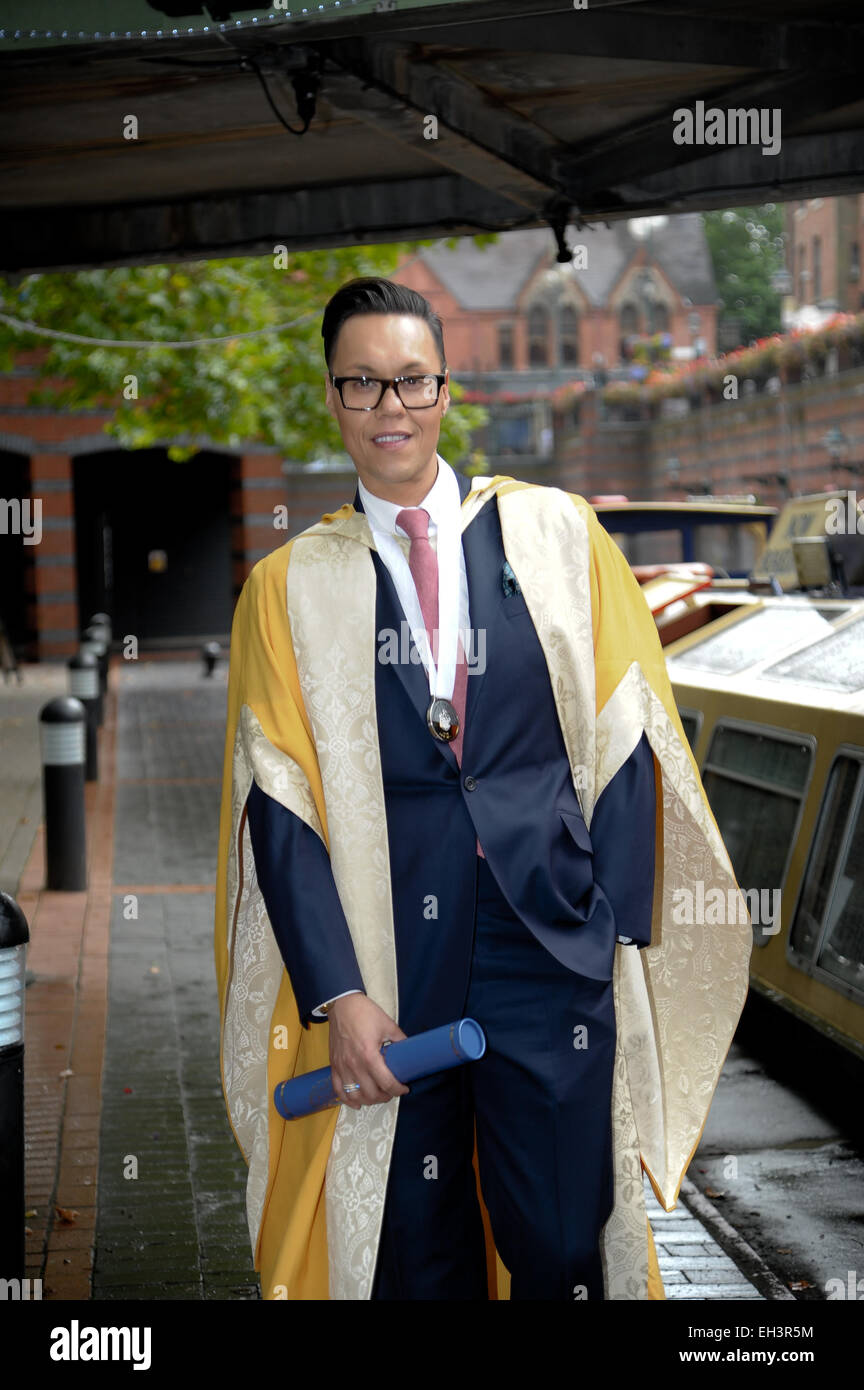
[{"xmin": 502, "ymin": 560, "xmax": 522, "ymax": 597}]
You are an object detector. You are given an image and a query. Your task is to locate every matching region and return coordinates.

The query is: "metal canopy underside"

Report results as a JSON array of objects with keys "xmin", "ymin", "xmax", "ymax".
[{"xmin": 2, "ymin": 0, "xmax": 864, "ymax": 272}]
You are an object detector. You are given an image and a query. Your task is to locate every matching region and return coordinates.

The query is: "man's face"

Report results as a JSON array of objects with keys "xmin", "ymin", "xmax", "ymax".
[{"xmin": 325, "ymin": 313, "xmax": 450, "ymax": 504}]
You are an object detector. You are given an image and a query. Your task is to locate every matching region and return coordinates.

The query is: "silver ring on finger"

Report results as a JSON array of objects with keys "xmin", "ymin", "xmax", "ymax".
[{"xmin": 343, "ymin": 1082, "xmax": 361, "ymax": 1093}]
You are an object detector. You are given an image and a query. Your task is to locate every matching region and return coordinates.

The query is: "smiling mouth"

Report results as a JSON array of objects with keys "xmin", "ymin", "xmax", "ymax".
[{"xmin": 372, "ymin": 432, "xmax": 412, "ymax": 444}]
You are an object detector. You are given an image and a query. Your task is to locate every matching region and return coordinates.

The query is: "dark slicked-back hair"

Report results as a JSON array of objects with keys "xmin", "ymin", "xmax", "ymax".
[{"xmin": 321, "ymin": 277, "xmax": 446, "ymax": 370}]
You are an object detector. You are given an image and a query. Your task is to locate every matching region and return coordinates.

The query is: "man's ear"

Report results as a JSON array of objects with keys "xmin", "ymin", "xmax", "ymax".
[
  {"xmin": 324, "ymin": 372, "xmax": 337, "ymax": 420},
  {"xmin": 441, "ymin": 369, "xmax": 451, "ymax": 416}
]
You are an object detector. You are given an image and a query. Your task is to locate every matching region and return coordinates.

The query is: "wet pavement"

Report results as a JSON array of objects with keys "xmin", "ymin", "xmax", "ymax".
[
  {"xmin": 92, "ymin": 660, "xmax": 257, "ymax": 1299},
  {"xmin": 687, "ymin": 998, "xmax": 864, "ymax": 1301}
]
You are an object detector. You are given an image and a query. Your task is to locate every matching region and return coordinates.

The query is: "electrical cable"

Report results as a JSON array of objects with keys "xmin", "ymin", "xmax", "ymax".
[{"xmin": 0, "ymin": 308, "xmax": 316, "ymax": 350}]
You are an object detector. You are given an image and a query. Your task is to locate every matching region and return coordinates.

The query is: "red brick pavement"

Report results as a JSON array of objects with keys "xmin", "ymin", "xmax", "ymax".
[{"xmin": 18, "ymin": 670, "xmax": 116, "ymax": 1299}]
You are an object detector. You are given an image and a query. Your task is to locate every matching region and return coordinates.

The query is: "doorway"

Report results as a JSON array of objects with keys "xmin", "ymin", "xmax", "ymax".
[{"xmin": 73, "ymin": 449, "xmax": 232, "ymax": 645}]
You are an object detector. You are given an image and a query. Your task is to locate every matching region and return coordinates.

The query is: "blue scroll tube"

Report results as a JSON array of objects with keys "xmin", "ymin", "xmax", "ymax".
[{"xmin": 274, "ymin": 1017, "xmax": 486, "ymax": 1120}]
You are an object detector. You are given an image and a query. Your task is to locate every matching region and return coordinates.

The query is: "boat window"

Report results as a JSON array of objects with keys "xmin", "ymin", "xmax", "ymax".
[
  {"xmin": 602, "ymin": 513, "xmax": 775, "ymax": 577},
  {"xmin": 614, "ymin": 530, "xmax": 684, "ymax": 566},
  {"xmin": 790, "ymin": 755, "xmax": 864, "ymax": 998},
  {"xmin": 763, "ymin": 613, "xmax": 864, "ymax": 692},
  {"xmin": 690, "ymin": 523, "xmax": 767, "ymax": 575},
  {"xmin": 668, "ymin": 605, "xmax": 837, "ymax": 675},
  {"xmin": 702, "ymin": 724, "xmax": 813, "ymax": 946}
]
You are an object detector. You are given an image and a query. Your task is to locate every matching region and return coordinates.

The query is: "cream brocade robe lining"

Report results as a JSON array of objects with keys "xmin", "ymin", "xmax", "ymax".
[{"xmin": 220, "ymin": 478, "xmax": 751, "ymax": 1300}]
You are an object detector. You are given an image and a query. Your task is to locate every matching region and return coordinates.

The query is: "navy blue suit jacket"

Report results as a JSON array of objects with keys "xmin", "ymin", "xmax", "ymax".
[{"xmin": 246, "ymin": 473, "xmax": 656, "ymax": 1033}]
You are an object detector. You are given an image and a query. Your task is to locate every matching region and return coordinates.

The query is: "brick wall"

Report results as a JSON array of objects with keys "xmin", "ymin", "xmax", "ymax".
[
  {"xmin": 28, "ymin": 453, "xmax": 78, "ymax": 659},
  {"xmin": 556, "ymin": 364, "xmax": 864, "ymax": 506},
  {"xmin": 784, "ymin": 194, "xmax": 864, "ymax": 314}
]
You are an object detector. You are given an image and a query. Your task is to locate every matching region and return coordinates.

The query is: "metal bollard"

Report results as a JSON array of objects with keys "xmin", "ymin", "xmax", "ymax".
[
  {"xmin": 80, "ymin": 627, "xmax": 107, "ymax": 726},
  {"xmin": 82, "ymin": 622, "xmax": 108, "ymax": 681},
  {"xmin": 88, "ymin": 616, "xmax": 111, "ymax": 688},
  {"xmin": 202, "ymin": 641, "xmax": 221, "ymax": 678},
  {"xmin": 68, "ymin": 652, "xmax": 100, "ymax": 782},
  {"xmin": 39, "ymin": 697, "xmax": 87, "ymax": 892},
  {"xmin": 0, "ymin": 893, "xmax": 29, "ymax": 1281}
]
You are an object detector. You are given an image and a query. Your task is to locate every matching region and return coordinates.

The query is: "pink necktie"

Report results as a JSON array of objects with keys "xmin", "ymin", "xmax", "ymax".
[{"xmin": 396, "ymin": 507, "xmax": 484, "ymax": 857}]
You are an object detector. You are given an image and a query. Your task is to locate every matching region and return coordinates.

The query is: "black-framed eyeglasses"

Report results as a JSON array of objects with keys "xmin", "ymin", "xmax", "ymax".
[{"xmin": 329, "ymin": 373, "xmax": 447, "ymax": 410}]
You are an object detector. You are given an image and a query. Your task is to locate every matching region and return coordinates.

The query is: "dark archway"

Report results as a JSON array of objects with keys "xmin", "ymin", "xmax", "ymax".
[{"xmin": 73, "ymin": 448, "xmax": 232, "ymax": 646}]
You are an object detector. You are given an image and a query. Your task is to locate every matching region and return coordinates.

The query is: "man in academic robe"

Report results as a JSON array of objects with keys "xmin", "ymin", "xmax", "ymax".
[{"xmin": 214, "ymin": 278, "xmax": 752, "ymax": 1301}]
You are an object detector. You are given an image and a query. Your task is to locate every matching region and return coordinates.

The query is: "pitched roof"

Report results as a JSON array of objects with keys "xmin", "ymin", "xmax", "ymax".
[{"xmin": 417, "ymin": 213, "xmax": 716, "ymax": 310}]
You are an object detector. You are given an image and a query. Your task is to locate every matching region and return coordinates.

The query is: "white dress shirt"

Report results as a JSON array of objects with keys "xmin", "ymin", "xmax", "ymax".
[{"xmin": 359, "ymin": 454, "xmax": 471, "ymax": 664}]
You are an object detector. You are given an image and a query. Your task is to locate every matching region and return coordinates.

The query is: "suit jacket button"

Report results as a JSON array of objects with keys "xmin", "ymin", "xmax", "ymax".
[{"xmin": 463, "ymin": 775, "xmax": 478, "ymax": 792}]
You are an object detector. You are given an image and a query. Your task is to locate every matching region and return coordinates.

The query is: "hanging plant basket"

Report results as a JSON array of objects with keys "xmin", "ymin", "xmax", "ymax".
[{"xmin": 599, "ymin": 310, "xmax": 864, "ymax": 407}]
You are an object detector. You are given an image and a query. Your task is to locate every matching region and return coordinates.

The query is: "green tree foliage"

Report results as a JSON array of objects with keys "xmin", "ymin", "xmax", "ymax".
[
  {"xmin": 702, "ymin": 205, "xmax": 785, "ymax": 347},
  {"xmin": 0, "ymin": 245, "xmax": 487, "ymax": 465}
]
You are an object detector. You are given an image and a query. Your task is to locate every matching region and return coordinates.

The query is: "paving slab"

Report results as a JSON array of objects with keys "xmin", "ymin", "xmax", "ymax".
[{"xmin": 644, "ymin": 1179, "xmax": 765, "ymax": 1300}]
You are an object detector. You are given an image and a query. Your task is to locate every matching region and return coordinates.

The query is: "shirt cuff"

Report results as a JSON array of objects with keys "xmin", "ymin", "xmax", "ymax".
[{"xmin": 311, "ymin": 989, "xmax": 364, "ymax": 1018}]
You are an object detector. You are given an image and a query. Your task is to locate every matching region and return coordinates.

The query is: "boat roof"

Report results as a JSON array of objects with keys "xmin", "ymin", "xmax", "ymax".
[
  {"xmin": 595, "ymin": 500, "xmax": 777, "ymax": 527},
  {"xmin": 665, "ymin": 596, "xmax": 864, "ymax": 715}
]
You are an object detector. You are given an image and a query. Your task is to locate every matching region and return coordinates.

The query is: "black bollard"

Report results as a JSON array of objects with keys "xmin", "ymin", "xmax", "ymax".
[
  {"xmin": 202, "ymin": 641, "xmax": 221, "ymax": 678},
  {"xmin": 87, "ymin": 616, "xmax": 111, "ymax": 685},
  {"xmin": 0, "ymin": 893, "xmax": 29, "ymax": 1282},
  {"xmin": 89, "ymin": 612, "xmax": 112, "ymax": 637},
  {"xmin": 68, "ymin": 652, "xmax": 99, "ymax": 782},
  {"xmin": 80, "ymin": 627, "xmax": 107, "ymax": 726},
  {"xmin": 82, "ymin": 623, "xmax": 107, "ymax": 683},
  {"xmin": 39, "ymin": 697, "xmax": 87, "ymax": 892}
]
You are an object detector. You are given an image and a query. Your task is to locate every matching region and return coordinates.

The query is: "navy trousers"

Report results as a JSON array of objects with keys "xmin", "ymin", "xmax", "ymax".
[{"xmin": 371, "ymin": 855, "xmax": 617, "ymax": 1301}]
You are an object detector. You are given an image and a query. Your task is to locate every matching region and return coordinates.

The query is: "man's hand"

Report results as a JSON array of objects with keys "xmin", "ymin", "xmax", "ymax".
[{"xmin": 328, "ymin": 994, "xmax": 409, "ymax": 1110}]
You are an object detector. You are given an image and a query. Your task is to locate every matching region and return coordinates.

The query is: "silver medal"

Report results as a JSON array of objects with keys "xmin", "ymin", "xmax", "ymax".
[{"xmin": 426, "ymin": 696, "xmax": 460, "ymax": 742}]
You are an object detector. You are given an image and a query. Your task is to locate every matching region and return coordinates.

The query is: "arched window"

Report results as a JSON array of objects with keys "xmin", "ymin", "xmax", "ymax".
[
  {"xmin": 498, "ymin": 323, "xmax": 514, "ymax": 370},
  {"xmin": 619, "ymin": 303, "xmax": 640, "ymax": 335},
  {"xmin": 527, "ymin": 304, "xmax": 549, "ymax": 367},
  {"xmin": 812, "ymin": 236, "xmax": 822, "ymax": 302},
  {"xmin": 798, "ymin": 244, "xmax": 808, "ymax": 303},
  {"xmin": 649, "ymin": 302, "xmax": 669, "ymax": 334},
  {"xmin": 559, "ymin": 305, "xmax": 580, "ymax": 365}
]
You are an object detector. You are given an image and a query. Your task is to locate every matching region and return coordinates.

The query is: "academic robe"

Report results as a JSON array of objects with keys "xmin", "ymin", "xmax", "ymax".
[{"xmin": 213, "ymin": 473, "xmax": 752, "ymax": 1300}]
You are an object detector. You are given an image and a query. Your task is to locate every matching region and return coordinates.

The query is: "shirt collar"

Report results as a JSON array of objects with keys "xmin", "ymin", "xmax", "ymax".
[{"xmin": 357, "ymin": 455, "xmax": 455, "ymax": 538}]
